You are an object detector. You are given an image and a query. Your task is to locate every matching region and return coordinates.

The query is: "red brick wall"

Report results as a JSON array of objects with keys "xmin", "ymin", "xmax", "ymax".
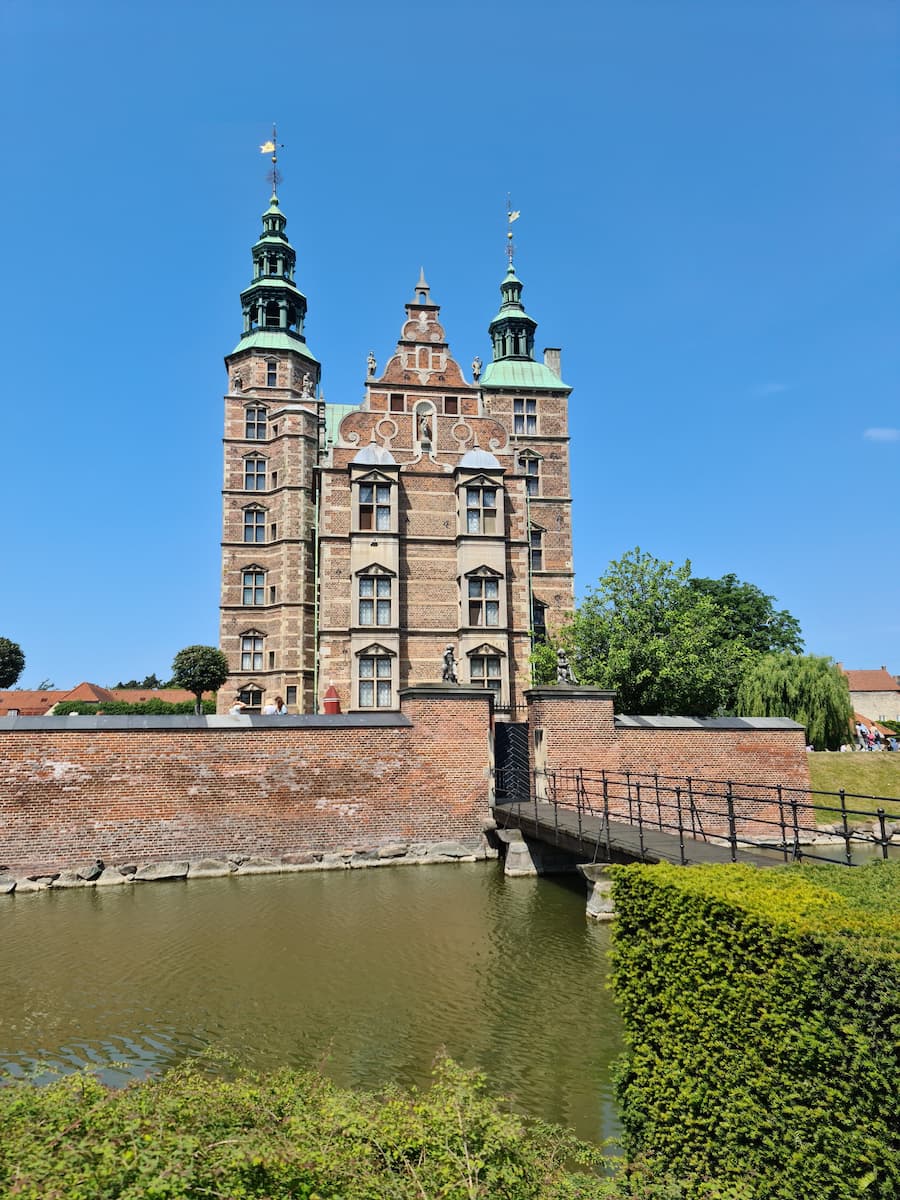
[
  {"xmin": 0, "ymin": 690, "xmax": 493, "ymax": 875},
  {"xmin": 526, "ymin": 689, "xmax": 812, "ymax": 836}
]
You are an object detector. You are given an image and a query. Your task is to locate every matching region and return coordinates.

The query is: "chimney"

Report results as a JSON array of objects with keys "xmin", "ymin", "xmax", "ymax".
[{"xmin": 543, "ymin": 347, "xmax": 561, "ymax": 376}]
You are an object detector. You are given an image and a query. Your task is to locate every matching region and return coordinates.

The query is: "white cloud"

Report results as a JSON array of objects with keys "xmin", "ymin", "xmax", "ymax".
[{"xmin": 863, "ymin": 427, "xmax": 900, "ymax": 442}]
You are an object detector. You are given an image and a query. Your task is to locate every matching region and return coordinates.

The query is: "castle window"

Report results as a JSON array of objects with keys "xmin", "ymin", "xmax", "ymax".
[
  {"xmin": 243, "ymin": 507, "xmax": 266, "ymax": 543},
  {"xmin": 530, "ymin": 527, "xmax": 544, "ymax": 571},
  {"xmin": 390, "ymin": 393, "xmax": 405, "ymax": 412},
  {"xmin": 468, "ymin": 577, "xmax": 499, "ymax": 627},
  {"xmin": 466, "ymin": 486, "xmax": 498, "ymax": 535},
  {"xmin": 266, "ymin": 361, "xmax": 277, "ymax": 386},
  {"xmin": 519, "ymin": 454, "xmax": 540, "ymax": 496},
  {"xmin": 245, "ymin": 405, "xmax": 267, "ymax": 439},
  {"xmin": 264, "ymin": 302, "xmax": 279, "ymax": 329},
  {"xmin": 285, "ymin": 685, "xmax": 297, "ymax": 707},
  {"xmin": 241, "ymin": 569, "xmax": 265, "ymax": 606},
  {"xmin": 532, "ymin": 597, "xmax": 547, "ymax": 641},
  {"xmin": 358, "ymin": 652, "xmax": 392, "ymax": 708},
  {"xmin": 513, "ymin": 398, "xmax": 537, "ymax": 435},
  {"xmin": 469, "ymin": 654, "xmax": 501, "ymax": 694},
  {"xmin": 444, "ymin": 396, "xmax": 458, "ymax": 415},
  {"xmin": 244, "ymin": 456, "xmax": 267, "ymax": 491},
  {"xmin": 359, "ymin": 483, "xmax": 392, "ymax": 532},
  {"xmin": 240, "ymin": 632, "xmax": 265, "ymax": 671},
  {"xmin": 359, "ymin": 575, "xmax": 392, "ymax": 626},
  {"xmin": 238, "ymin": 686, "xmax": 263, "ymax": 712}
]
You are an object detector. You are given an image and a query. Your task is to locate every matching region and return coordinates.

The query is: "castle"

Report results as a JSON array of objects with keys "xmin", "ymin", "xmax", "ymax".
[{"xmin": 219, "ymin": 190, "xmax": 574, "ymax": 713}]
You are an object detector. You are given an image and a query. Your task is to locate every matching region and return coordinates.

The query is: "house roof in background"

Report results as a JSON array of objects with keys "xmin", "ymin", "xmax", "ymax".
[
  {"xmin": 844, "ymin": 668, "xmax": 899, "ymax": 693},
  {"xmin": 0, "ymin": 683, "xmax": 213, "ymax": 715}
]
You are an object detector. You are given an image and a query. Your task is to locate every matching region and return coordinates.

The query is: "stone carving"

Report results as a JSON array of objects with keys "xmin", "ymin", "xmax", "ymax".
[
  {"xmin": 232, "ymin": 373, "xmax": 243, "ymax": 391},
  {"xmin": 471, "ymin": 355, "xmax": 482, "ymax": 382},
  {"xmin": 367, "ymin": 350, "xmax": 376, "ymax": 377},
  {"xmin": 556, "ymin": 648, "xmax": 577, "ymax": 685},
  {"xmin": 442, "ymin": 644, "xmax": 458, "ymax": 684},
  {"xmin": 301, "ymin": 373, "xmax": 314, "ymax": 397},
  {"xmin": 417, "ymin": 411, "xmax": 432, "ymax": 442}
]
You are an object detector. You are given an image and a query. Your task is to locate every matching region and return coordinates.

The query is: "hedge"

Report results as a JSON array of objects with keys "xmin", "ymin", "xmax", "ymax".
[
  {"xmin": 51, "ymin": 699, "xmax": 217, "ymax": 715},
  {"xmin": 609, "ymin": 860, "xmax": 900, "ymax": 1200}
]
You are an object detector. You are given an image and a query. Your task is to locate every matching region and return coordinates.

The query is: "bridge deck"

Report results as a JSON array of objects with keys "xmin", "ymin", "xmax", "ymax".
[{"xmin": 493, "ymin": 798, "xmax": 779, "ymax": 868}]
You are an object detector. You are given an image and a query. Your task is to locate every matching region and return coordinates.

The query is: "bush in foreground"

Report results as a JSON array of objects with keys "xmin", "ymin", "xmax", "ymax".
[
  {"xmin": 610, "ymin": 860, "xmax": 900, "ymax": 1200},
  {"xmin": 0, "ymin": 1057, "xmax": 620, "ymax": 1199}
]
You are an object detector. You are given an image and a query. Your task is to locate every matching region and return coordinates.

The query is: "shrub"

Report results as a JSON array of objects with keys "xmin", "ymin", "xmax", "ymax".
[
  {"xmin": 51, "ymin": 699, "xmax": 216, "ymax": 715},
  {"xmin": 609, "ymin": 861, "xmax": 900, "ymax": 1200}
]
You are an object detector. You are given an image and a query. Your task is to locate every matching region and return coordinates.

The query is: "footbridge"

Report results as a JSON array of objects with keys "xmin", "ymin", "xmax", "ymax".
[{"xmin": 492, "ymin": 767, "xmax": 900, "ymax": 872}]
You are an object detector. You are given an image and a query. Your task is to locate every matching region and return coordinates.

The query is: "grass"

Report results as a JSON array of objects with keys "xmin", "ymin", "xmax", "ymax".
[{"xmin": 807, "ymin": 752, "xmax": 900, "ymax": 822}]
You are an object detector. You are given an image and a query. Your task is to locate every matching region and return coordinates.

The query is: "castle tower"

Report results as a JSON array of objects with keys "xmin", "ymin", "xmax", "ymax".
[
  {"xmin": 479, "ymin": 261, "xmax": 575, "ymax": 642},
  {"xmin": 218, "ymin": 192, "xmax": 322, "ymax": 712}
]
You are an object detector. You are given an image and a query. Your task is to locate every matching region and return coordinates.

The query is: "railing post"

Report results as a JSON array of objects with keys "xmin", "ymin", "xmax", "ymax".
[
  {"xmin": 636, "ymin": 781, "xmax": 646, "ymax": 861},
  {"xmin": 603, "ymin": 774, "xmax": 611, "ymax": 861},
  {"xmin": 777, "ymin": 784, "xmax": 788, "ymax": 863},
  {"xmin": 687, "ymin": 776, "xmax": 697, "ymax": 838},
  {"xmin": 654, "ymin": 772, "xmax": 663, "ymax": 830},
  {"xmin": 726, "ymin": 782, "xmax": 737, "ymax": 863},
  {"xmin": 675, "ymin": 785, "xmax": 686, "ymax": 866},
  {"xmin": 577, "ymin": 767, "xmax": 584, "ymax": 843},
  {"xmin": 626, "ymin": 770, "xmax": 633, "ymax": 825},
  {"xmin": 553, "ymin": 776, "xmax": 560, "ymax": 843},
  {"xmin": 789, "ymin": 789, "xmax": 801, "ymax": 861},
  {"xmin": 877, "ymin": 808, "xmax": 889, "ymax": 860},
  {"xmin": 839, "ymin": 789, "xmax": 853, "ymax": 866}
]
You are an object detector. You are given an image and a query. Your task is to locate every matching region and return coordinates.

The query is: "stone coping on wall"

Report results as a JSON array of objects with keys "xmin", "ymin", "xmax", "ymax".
[
  {"xmin": 0, "ymin": 713, "xmax": 413, "ymax": 731},
  {"xmin": 614, "ymin": 715, "xmax": 804, "ymax": 731},
  {"xmin": 525, "ymin": 687, "xmax": 617, "ymax": 701},
  {"xmin": 398, "ymin": 684, "xmax": 495, "ymax": 703}
]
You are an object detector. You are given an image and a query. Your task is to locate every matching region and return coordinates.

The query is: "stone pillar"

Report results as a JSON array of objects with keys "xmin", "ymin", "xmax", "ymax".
[
  {"xmin": 523, "ymin": 686, "xmax": 619, "ymax": 780},
  {"xmin": 578, "ymin": 863, "xmax": 616, "ymax": 921}
]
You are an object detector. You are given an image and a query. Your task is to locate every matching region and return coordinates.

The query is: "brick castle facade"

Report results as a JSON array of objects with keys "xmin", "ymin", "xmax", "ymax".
[{"xmin": 219, "ymin": 193, "xmax": 574, "ymax": 713}]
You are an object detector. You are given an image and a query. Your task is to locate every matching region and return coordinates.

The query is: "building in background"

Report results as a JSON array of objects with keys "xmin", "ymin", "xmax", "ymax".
[
  {"xmin": 842, "ymin": 667, "xmax": 900, "ymax": 724},
  {"xmin": 219, "ymin": 191, "xmax": 574, "ymax": 713}
]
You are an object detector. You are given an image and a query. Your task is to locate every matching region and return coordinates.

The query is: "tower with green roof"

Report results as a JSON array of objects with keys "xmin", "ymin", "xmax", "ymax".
[
  {"xmin": 479, "ymin": 258, "xmax": 575, "ymax": 645},
  {"xmin": 218, "ymin": 190, "xmax": 324, "ymax": 713}
]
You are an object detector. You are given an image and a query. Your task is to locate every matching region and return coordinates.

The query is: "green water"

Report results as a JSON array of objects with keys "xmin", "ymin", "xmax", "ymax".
[{"xmin": 0, "ymin": 863, "xmax": 622, "ymax": 1143}]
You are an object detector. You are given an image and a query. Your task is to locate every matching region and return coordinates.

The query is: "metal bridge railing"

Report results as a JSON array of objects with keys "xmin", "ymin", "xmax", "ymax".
[{"xmin": 494, "ymin": 765, "xmax": 900, "ymax": 868}]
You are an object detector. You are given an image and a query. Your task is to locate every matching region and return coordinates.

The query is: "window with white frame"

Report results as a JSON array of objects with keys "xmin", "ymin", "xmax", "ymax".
[
  {"xmin": 468, "ymin": 576, "xmax": 500, "ymax": 627},
  {"xmin": 358, "ymin": 650, "xmax": 393, "ymax": 708},
  {"xmin": 469, "ymin": 653, "xmax": 502, "ymax": 693},
  {"xmin": 243, "ymin": 507, "xmax": 266, "ymax": 543},
  {"xmin": 244, "ymin": 456, "xmax": 267, "ymax": 491},
  {"xmin": 513, "ymin": 398, "xmax": 537, "ymax": 435},
  {"xmin": 245, "ymin": 406, "xmax": 267, "ymax": 439},
  {"xmin": 241, "ymin": 568, "xmax": 265, "ymax": 606},
  {"xmin": 359, "ymin": 574, "xmax": 392, "ymax": 626},
  {"xmin": 465, "ymin": 484, "xmax": 498, "ymax": 534},
  {"xmin": 240, "ymin": 632, "xmax": 265, "ymax": 671},
  {"xmin": 358, "ymin": 482, "xmax": 392, "ymax": 532}
]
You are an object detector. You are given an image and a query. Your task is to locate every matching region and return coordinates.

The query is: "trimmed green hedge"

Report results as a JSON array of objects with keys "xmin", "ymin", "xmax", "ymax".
[
  {"xmin": 51, "ymin": 699, "xmax": 216, "ymax": 715},
  {"xmin": 0, "ymin": 1058, "xmax": 613, "ymax": 1199},
  {"xmin": 609, "ymin": 860, "xmax": 900, "ymax": 1200}
]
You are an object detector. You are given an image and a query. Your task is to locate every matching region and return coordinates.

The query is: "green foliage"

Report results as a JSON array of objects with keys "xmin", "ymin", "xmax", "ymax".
[
  {"xmin": 0, "ymin": 636, "xmax": 25, "ymax": 688},
  {"xmin": 52, "ymin": 699, "xmax": 217, "ymax": 715},
  {"xmin": 531, "ymin": 638, "xmax": 559, "ymax": 686},
  {"xmin": 609, "ymin": 861, "xmax": 900, "ymax": 1200},
  {"xmin": 113, "ymin": 673, "xmax": 170, "ymax": 689},
  {"xmin": 171, "ymin": 644, "xmax": 230, "ymax": 714},
  {"xmin": 882, "ymin": 720, "xmax": 900, "ymax": 735},
  {"xmin": 0, "ymin": 1057, "xmax": 614, "ymax": 1199},
  {"xmin": 736, "ymin": 652, "xmax": 853, "ymax": 750},
  {"xmin": 564, "ymin": 549, "xmax": 751, "ymax": 716},
  {"xmin": 688, "ymin": 574, "xmax": 804, "ymax": 656}
]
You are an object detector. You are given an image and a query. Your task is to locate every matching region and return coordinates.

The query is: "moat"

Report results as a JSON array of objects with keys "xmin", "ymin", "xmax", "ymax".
[{"xmin": 1, "ymin": 863, "xmax": 622, "ymax": 1144}]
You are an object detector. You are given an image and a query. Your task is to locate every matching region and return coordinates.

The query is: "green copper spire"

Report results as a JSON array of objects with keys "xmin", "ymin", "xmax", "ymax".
[
  {"xmin": 231, "ymin": 191, "xmax": 319, "ymax": 366},
  {"xmin": 479, "ymin": 261, "xmax": 570, "ymax": 391}
]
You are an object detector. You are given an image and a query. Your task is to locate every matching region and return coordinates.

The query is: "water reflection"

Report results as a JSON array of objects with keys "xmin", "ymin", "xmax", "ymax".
[{"xmin": 0, "ymin": 863, "xmax": 621, "ymax": 1143}]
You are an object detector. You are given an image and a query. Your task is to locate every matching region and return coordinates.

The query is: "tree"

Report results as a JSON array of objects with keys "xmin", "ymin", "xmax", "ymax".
[
  {"xmin": 170, "ymin": 645, "xmax": 230, "ymax": 715},
  {"xmin": 564, "ymin": 549, "xmax": 752, "ymax": 716},
  {"xmin": 688, "ymin": 573, "xmax": 803, "ymax": 656},
  {"xmin": 113, "ymin": 673, "xmax": 168, "ymax": 689},
  {"xmin": 736, "ymin": 653, "xmax": 853, "ymax": 751},
  {"xmin": 530, "ymin": 639, "xmax": 558, "ymax": 686},
  {"xmin": 0, "ymin": 638, "xmax": 25, "ymax": 688}
]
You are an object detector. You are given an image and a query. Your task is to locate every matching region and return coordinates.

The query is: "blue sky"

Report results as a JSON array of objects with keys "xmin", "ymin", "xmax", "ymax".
[{"xmin": 2, "ymin": 0, "xmax": 897, "ymax": 688}]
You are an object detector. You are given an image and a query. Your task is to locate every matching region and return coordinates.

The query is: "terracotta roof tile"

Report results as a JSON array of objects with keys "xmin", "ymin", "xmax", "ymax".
[
  {"xmin": 843, "ymin": 668, "xmax": 900, "ymax": 693},
  {"xmin": 0, "ymin": 691, "xmax": 66, "ymax": 715}
]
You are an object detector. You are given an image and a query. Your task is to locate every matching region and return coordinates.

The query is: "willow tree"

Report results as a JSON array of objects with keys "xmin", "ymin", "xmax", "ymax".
[{"xmin": 736, "ymin": 653, "xmax": 852, "ymax": 750}]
